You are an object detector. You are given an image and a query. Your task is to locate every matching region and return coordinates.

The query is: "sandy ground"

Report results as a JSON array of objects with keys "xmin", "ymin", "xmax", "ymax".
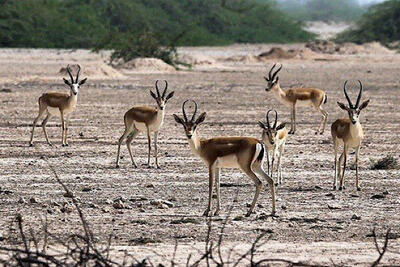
[{"xmin": 0, "ymin": 44, "xmax": 400, "ymax": 266}]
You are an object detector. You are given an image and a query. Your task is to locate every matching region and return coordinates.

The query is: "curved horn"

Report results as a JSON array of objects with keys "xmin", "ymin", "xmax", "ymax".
[
  {"xmin": 355, "ymin": 80, "xmax": 363, "ymax": 108},
  {"xmin": 191, "ymin": 100, "xmax": 198, "ymax": 122},
  {"xmin": 271, "ymin": 63, "xmax": 283, "ymax": 81},
  {"xmin": 268, "ymin": 63, "xmax": 277, "ymax": 79},
  {"xmin": 343, "ymin": 80, "xmax": 353, "ymax": 108},
  {"xmin": 66, "ymin": 64, "xmax": 74, "ymax": 84},
  {"xmin": 266, "ymin": 109, "xmax": 272, "ymax": 129},
  {"xmin": 273, "ymin": 109, "xmax": 278, "ymax": 129},
  {"xmin": 75, "ymin": 65, "xmax": 81, "ymax": 83},
  {"xmin": 155, "ymin": 80, "xmax": 161, "ymax": 98},
  {"xmin": 182, "ymin": 100, "xmax": 189, "ymax": 122},
  {"xmin": 182, "ymin": 99, "xmax": 198, "ymax": 122},
  {"xmin": 162, "ymin": 80, "xmax": 168, "ymax": 98}
]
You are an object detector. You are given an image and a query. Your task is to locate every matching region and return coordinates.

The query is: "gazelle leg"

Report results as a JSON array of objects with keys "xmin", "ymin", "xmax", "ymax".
[
  {"xmin": 116, "ymin": 128, "xmax": 131, "ymax": 168},
  {"xmin": 339, "ymin": 145, "xmax": 348, "ymax": 190},
  {"xmin": 214, "ymin": 167, "xmax": 221, "ymax": 216},
  {"xmin": 271, "ymin": 152, "xmax": 276, "ymax": 185},
  {"xmin": 355, "ymin": 146, "xmax": 361, "ymax": 191},
  {"xmin": 146, "ymin": 126, "xmax": 151, "ymax": 167},
  {"xmin": 266, "ymin": 151, "xmax": 270, "ymax": 176},
  {"xmin": 154, "ymin": 131, "xmax": 160, "ymax": 168},
  {"xmin": 42, "ymin": 114, "xmax": 52, "ymax": 146},
  {"xmin": 289, "ymin": 104, "xmax": 296, "ymax": 134},
  {"xmin": 277, "ymin": 145, "xmax": 284, "ymax": 184},
  {"xmin": 60, "ymin": 110, "xmax": 66, "ymax": 146},
  {"xmin": 333, "ymin": 140, "xmax": 338, "ymax": 190},
  {"xmin": 64, "ymin": 115, "xmax": 70, "ymax": 146},
  {"xmin": 316, "ymin": 106, "xmax": 328, "ymax": 135},
  {"xmin": 252, "ymin": 163, "xmax": 276, "ymax": 216},
  {"xmin": 203, "ymin": 164, "xmax": 215, "ymax": 217},
  {"xmin": 240, "ymin": 165, "xmax": 263, "ymax": 217},
  {"xmin": 126, "ymin": 128, "xmax": 139, "ymax": 168},
  {"xmin": 29, "ymin": 106, "xmax": 46, "ymax": 146}
]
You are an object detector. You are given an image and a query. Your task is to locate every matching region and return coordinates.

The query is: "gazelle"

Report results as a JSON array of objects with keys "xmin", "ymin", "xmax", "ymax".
[
  {"xmin": 29, "ymin": 65, "xmax": 87, "ymax": 147},
  {"xmin": 264, "ymin": 63, "xmax": 328, "ymax": 135},
  {"xmin": 116, "ymin": 80, "xmax": 174, "ymax": 168},
  {"xmin": 258, "ymin": 109, "xmax": 288, "ymax": 185},
  {"xmin": 331, "ymin": 80, "xmax": 370, "ymax": 191},
  {"xmin": 173, "ymin": 100, "xmax": 276, "ymax": 217}
]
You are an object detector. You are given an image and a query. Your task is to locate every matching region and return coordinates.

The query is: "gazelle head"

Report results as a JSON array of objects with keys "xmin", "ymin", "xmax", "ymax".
[
  {"xmin": 337, "ymin": 80, "xmax": 370, "ymax": 125},
  {"xmin": 258, "ymin": 109, "xmax": 286, "ymax": 146},
  {"xmin": 63, "ymin": 65, "xmax": 87, "ymax": 96},
  {"xmin": 264, "ymin": 63, "xmax": 283, "ymax": 92},
  {"xmin": 150, "ymin": 80, "xmax": 175, "ymax": 111},
  {"xmin": 173, "ymin": 100, "xmax": 206, "ymax": 139}
]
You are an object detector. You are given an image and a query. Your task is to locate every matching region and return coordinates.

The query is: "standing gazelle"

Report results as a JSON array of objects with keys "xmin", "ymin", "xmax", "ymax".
[
  {"xmin": 331, "ymin": 80, "xmax": 370, "ymax": 191},
  {"xmin": 258, "ymin": 109, "xmax": 288, "ymax": 185},
  {"xmin": 29, "ymin": 65, "xmax": 87, "ymax": 147},
  {"xmin": 264, "ymin": 63, "xmax": 328, "ymax": 135},
  {"xmin": 116, "ymin": 80, "xmax": 174, "ymax": 168},
  {"xmin": 173, "ymin": 100, "xmax": 276, "ymax": 217}
]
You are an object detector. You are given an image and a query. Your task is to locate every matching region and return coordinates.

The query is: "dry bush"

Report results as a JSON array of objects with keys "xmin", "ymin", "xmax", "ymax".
[{"xmin": 370, "ymin": 155, "xmax": 399, "ymax": 170}]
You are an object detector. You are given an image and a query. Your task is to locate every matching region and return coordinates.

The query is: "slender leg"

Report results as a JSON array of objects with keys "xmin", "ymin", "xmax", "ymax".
[
  {"xmin": 126, "ymin": 128, "xmax": 139, "ymax": 168},
  {"xmin": 42, "ymin": 114, "xmax": 52, "ymax": 146},
  {"xmin": 64, "ymin": 115, "xmax": 70, "ymax": 146},
  {"xmin": 146, "ymin": 126, "xmax": 151, "ymax": 167},
  {"xmin": 277, "ymin": 145, "xmax": 284, "ymax": 184},
  {"xmin": 154, "ymin": 131, "xmax": 160, "ymax": 168},
  {"xmin": 289, "ymin": 106, "xmax": 295, "ymax": 134},
  {"xmin": 252, "ymin": 164, "xmax": 276, "ymax": 216},
  {"xmin": 203, "ymin": 164, "xmax": 215, "ymax": 217},
  {"xmin": 60, "ymin": 110, "xmax": 66, "ymax": 146},
  {"xmin": 271, "ymin": 151, "xmax": 276, "ymax": 185},
  {"xmin": 333, "ymin": 140, "xmax": 338, "ymax": 190},
  {"xmin": 214, "ymin": 167, "xmax": 221, "ymax": 216},
  {"xmin": 116, "ymin": 128, "xmax": 131, "ymax": 168},
  {"xmin": 240, "ymin": 165, "xmax": 263, "ymax": 217},
  {"xmin": 339, "ymin": 145, "xmax": 348, "ymax": 190},
  {"xmin": 355, "ymin": 146, "xmax": 361, "ymax": 191},
  {"xmin": 289, "ymin": 104, "xmax": 296, "ymax": 134},
  {"xmin": 318, "ymin": 107, "xmax": 328, "ymax": 135},
  {"xmin": 29, "ymin": 107, "xmax": 46, "ymax": 146},
  {"xmin": 266, "ymin": 150, "xmax": 270, "ymax": 175}
]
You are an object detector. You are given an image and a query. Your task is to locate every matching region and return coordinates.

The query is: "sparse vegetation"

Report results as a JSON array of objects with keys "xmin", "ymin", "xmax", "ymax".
[{"xmin": 370, "ymin": 155, "xmax": 399, "ymax": 170}]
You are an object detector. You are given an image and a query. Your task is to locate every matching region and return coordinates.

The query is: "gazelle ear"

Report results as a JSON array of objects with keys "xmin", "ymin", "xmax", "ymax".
[
  {"xmin": 173, "ymin": 114, "xmax": 184, "ymax": 125},
  {"xmin": 79, "ymin": 78, "xmax": 87, "ymax": 85},
  {"xmin": 258, "ymin": 121, "xmax": 266, "ymax": 129},
  {"xmin": 337, "ymin": 102, "xmax": 348, "ymax": 111},
  {"xmin": 276, "ymin": 122, "xmax": 286, "ymax": 131},
  {"xmin": 63, "ymin": 78, "xmax": 71, "ymax": 85},
  {"xmin": 166, "ymin": 91, "xmax": 175, "ymax": 101},
  {"xmin": 359, "ymin": 99, "xmax": 370, "ymax": 110},
  {"xmin": 195, "ymin": 112, "xmax": 207, "ymax": 125},
  {"xmin": 150, "ymin": 90, "xmax": 157, "ymax": 100}
]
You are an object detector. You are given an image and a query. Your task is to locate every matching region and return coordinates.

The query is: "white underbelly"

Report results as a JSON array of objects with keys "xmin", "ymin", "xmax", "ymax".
[
  {"xmin": 47, "ymin": 107, "xmax": 75, "ymax": 116},
  {"xmin": 296, "ymin": 99, "xmax": 314, "ymax": 107},
  {"xmin": 133, "ymin": 121, "xmax": 163, "ymax": 132},
  {"xmin": 216, "ymin": 154, "xmax": 239, "ymax": 168}
]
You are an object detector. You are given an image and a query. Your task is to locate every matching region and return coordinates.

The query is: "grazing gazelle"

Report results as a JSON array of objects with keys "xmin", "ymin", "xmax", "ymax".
[
  {"xmin": 29, "ymin": 65, "xmax": 87, "ymax": 147},
  {"xmin": 258, "ymin": 109, "xmax": 288, "ymax": 185},
  {"xmin": 264, "ymin": 63, "xmax": 328, "ymax": 135},
  {"xmin": 173, "ymin": 100, "xmax": 276, "ymax": 217},
  {"xmin": 331, "ymin": 80, "xmax": 370, "ymax": 191},
  {"xmin": 116, "ymin": 80, "xmax": 174, "ymax": 168}
]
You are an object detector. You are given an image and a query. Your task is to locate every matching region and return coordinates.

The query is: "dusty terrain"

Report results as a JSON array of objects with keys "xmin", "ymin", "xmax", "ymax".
[{"xmin": 0, "ymin": 44, "xmax": 399, "ymax": 266}]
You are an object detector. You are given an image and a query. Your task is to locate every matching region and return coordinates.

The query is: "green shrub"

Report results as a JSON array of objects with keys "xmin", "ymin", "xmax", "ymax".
[{"xmin": 336, "ymin": 0, "xmax": 400, "ymax": 44}]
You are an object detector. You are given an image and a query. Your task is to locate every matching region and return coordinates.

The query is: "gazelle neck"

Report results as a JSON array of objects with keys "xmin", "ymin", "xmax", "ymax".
[
  {"xmin": 188, "ymin": 131, "xmax": 201, "ymax": 155},
  {"xmin": 68, "ymin": 91, "xmax": 78, "ymax": 105},
  {"xmin": 349, "ymin": 121, "xmax": 364, "ymax": 140},
  {"xmin": 155, "ymin": 108, "xmax": 165, "ymax": 127},
  {"xmin": 272, "ymin": 84, "xmax": 289, "ymax": 106}
]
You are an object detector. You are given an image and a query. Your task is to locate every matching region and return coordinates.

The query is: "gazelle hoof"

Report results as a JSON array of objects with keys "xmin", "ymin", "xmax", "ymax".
[
  {"xmin": 116, "ymin": 164, "xmax": 120, "ymax": 169},
  {"xmin": 202, "ymin": 209, "xmax": 212, "ymax": 217},
  {"xmin": 29, "ymin": 143, "xmax": 33, "ymax": 147},
  {"xmin": 289, "ymin": 130, "xmax": 295, "ymax": 135},
  {"xmin": 357, "ymin": 187, "xmax": 361, "ymax": 191},
  {"xmin": 213, "ymin": 210, "xmax": 220, "ymax": 216},
  {"xmin": 245, "ymin": 211, "xmax": 252, "ymax": 217}
]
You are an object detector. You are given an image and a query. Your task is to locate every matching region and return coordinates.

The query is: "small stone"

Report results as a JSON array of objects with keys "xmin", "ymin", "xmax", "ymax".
[
  {"xmin": 29, "ymin": 197, "xmax": 38, "ymax": 204},
  {"xmin": 0, "ymin": 232, "xmax": 4, "ymax": 241},
  {"xmin": 161, "ymin": 200, "xmax": 174, "ymax": 208},
  {"xmin": 257, "ymin": 203, "xmax": 265, "ymax": 208},
  {"xmin": 60, "ymin": 204, "xmax": 73, "ymax": 213},
  {"xmin": 382, "ymin": 190, "xmax": 389, "ymax": 195},
  {"xmin": 82, "ymin": 187, "xmax": 92, "ymax": 192},
  {"xmin": 47, "ymin": 209, "xmax": 54, "ymax": 214},
  {"xmin": 328, "ymin": 204, "xmax": 340, "ymax": 210},
  {"xmin": 113, "ymin": 200, "xmax": 125, "ymax": 209},
  {"xmin": 102, "ymin": 207, "xmax": 110, "ymax": 213},
  {"xmin": 51, "ymin": 201, "xmax": 61, "ymax": 207},
  {"xmin": 139, "ymin": 208, "xmax": 146, "ymax": 213},
  {"xmin": 351, "ymin": 214, "xmax": 361, "ymax": 220},
  {"xmin": 146, "ymin": 183, "xmax": 155, "ymax": 188},
  {"xmin": 105, "ymin": 199, "xmax": 113, "ymax": 205},
  {"xmin": 18, "ymin": 197, "xmax": 27, "ymax": 204},
  {"xmin": 371, "ymin": 194, "xmax": 385, "ymax": 199},
  {"xmin": 88, "ymin": 202, "xmax": 98, "ymax": 209},
  {"xmin": 281, "ymin": 205, "xmax": 287, "ymax": 210},
  {"xmin": 79, "ymin": 132, "xmax": 84, "ymax": 137},
  {"xmin": 63, "ymin": 192, "xmax": 73, "ymax": 198}
]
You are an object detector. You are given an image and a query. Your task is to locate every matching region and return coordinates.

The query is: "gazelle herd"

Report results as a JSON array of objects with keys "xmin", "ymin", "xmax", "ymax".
[{"xmin": 29, "ymin": 63, "xmax": 370, "ymax": 217}]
